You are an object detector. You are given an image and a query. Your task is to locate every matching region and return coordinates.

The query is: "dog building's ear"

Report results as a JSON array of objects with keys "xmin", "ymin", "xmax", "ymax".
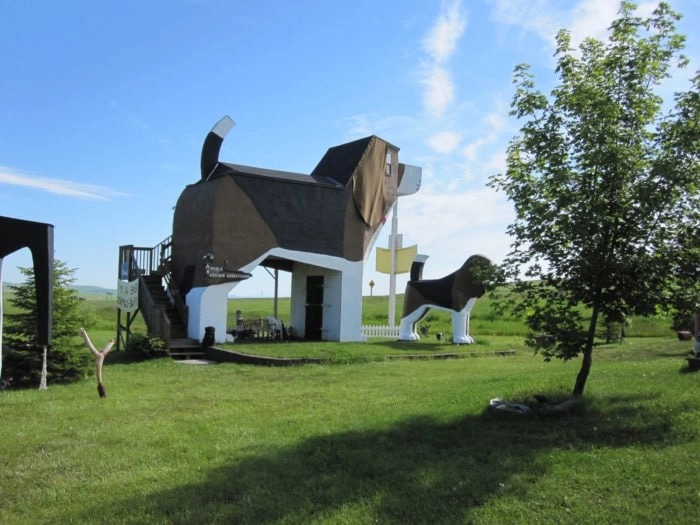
[{"xmin": 351, "ymin": 137, "xmax": 394, "ymax": 227}]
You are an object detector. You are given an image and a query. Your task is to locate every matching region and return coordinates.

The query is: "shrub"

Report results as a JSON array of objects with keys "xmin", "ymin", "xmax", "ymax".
[{"xmin": 125, "ymin": 334, "xmax": 168, "ymax": 359}]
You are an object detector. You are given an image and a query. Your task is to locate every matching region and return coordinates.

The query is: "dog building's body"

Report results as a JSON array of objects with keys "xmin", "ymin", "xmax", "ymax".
[{"xmin": 398, "ymin": 255, "xmax": 491, "ymax": 344}]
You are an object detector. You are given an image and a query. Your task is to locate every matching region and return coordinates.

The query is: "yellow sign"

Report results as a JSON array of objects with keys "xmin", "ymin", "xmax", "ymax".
[{"xmin": 375, "ymin": 245, "xmax": 417, "ymax": 274}]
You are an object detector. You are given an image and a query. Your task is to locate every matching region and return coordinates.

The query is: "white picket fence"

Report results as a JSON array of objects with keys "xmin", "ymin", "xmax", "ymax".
[{"xmin": 361, "ymin": 324, "xmax": 400, "ymax": 338}]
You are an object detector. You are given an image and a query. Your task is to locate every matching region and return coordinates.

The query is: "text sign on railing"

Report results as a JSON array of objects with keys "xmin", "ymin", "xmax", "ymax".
[{"xmin": 117, "ymin": 279, "xmax": 139, "ymax": 312}]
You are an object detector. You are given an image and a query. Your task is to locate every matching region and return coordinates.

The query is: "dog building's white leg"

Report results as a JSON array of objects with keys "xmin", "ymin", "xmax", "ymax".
[
  {"xmin": 452, "ymin": 298, "xmax": 477, "ymax": 344},
  {"xmin": 399, "ymin": 305, "xmax": 428, "ymax": 341}
]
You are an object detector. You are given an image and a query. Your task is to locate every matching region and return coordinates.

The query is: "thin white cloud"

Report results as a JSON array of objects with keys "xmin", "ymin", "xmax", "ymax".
[
  {"xmin": 484, "ymin": 110, "xmax": 507, "ymax": 133},
  {"xmin": 427, "ymin": 131, "xmax": 462, "ymax": 154},
  {"xmin": 568, "ymin": 0, "xmax": 619, "ymax": 44},
  {"xmin": 345, "ymin": 115, "xmax": 371, "ymax": 135},
  {"xmin": 463, "ymin": 137, "xmax": 488, "ymax": 162},
  {"xmin": 422, "ymin": 0, "xmax": 467, "ymax": 61},
  {"xmin": 489, "ymin": 0, "xmax": 698, "ymax": 111},
  {"xmin": 399, "ymin": 187, "xmax": 515, "ymax": 264},
  {"xmin": 461, "ymin": 101, "xmax": 509, "ymax": 167},
  {"xmin": 569, "ymin": 1, "xmax": 658, "ymax": 47},
  {"xmin": 0, "ymin": 166, "xmax": 130, "ymax": 200},
  {"xmin": 489, "ymin": 0, "xmax": 660, "ymax": 51},
  {"xmin": 489, "ymin": 0, "xmax": 556, "ymax": 43},
  {"xmin": 421, "ymin": 65, "xmax": 455, "ymax": 116},
  {"xmin": 420, "ymin": 0, "xmax": 466, "ymax": 117},
  {"xmin": 482, "ymin": 149, "xmax": 508, "ymax": 176},
  {"xmin": 343, "ymin": 114, "xmax": 418, "ymax": 141}
]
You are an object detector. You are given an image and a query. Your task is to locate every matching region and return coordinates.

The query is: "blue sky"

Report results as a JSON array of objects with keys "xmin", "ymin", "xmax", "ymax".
[{"xmin": 2, "ymin": 0, "xmax": 698, "ymax": 299}]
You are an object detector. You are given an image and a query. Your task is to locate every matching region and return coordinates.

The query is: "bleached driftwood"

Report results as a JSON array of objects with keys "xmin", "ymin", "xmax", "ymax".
[{"xmin": 79, "ymin": 328, "xmax": 114, "ymax": 398}]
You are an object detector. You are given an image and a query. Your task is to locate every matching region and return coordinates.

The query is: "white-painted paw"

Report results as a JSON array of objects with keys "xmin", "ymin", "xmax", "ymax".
[{"xmin": 399, "ymin": 331, "xmax": 419, "ymax": 341}]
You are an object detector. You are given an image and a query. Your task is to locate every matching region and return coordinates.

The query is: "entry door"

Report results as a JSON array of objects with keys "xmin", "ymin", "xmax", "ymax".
[{"xmin": 305, "ymin": 276, "xmax": 324, "ymax": 340}]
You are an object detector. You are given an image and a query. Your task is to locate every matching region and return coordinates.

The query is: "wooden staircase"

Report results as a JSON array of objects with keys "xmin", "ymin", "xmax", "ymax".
[
  {"xmin": 141, "ymin": 273, "xmax": 205, "ymax": 359},
  {"xmin": 142, "ymin": 274, "xmax": 187, "ymax": 338},
  {"xmin": 118, "ymin": 239, "xmax": 205, "ymax": 359}
]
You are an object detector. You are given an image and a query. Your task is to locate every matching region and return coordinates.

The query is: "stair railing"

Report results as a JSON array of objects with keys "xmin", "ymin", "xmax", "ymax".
[
  {"xmin": 118, "ymin": 237, "xmax": 188, "ymax": 343},
  {"xmin": 140, "ymin": 277, "xmax": 171, "ymax": 342},
  {"xmin": 157, "ymin": 237, "xmax": 189, "ymax": 329}
]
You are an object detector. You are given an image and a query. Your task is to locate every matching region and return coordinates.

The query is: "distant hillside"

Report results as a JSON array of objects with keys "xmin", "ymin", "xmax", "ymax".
[
  {"xmin": 72, "ymin": 285, "xmax": 117, "ymax": 297},
  {"xmin": 2, "ymin": 282, "xmax": 116, "ymax": 297}
]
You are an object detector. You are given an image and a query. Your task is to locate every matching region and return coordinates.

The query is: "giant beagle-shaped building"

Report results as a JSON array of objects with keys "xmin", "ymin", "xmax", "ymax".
[{"xmin": 171, "ymin": 117, "xmax": 421, "ymax": 342}]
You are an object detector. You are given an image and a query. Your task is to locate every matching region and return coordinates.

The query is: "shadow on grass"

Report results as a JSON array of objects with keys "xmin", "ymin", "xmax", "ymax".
[
  {"xmin": 74, "ymin": 394, "xmax": 685, "ymax": 524},
  {"xmin": 380, "ymin": 340, "xmax": 495, "ymax": 352},
  {"xmin": 679, "ymin": 361, "xmax": 699, "ymax": 374}
]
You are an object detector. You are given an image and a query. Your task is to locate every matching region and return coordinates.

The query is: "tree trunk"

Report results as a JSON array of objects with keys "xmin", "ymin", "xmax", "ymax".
[
  {"xmin": 573, "ymin": 304, "xmax": 600, "ymax": 397},
  {"xmin": 573, "ymin": 346, "xmax": 592, "ymax": 397}
]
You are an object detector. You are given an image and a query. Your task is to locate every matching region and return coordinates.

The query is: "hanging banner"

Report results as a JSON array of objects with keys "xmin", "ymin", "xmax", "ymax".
[
  {"xmin": 375, "ymin": 245, "xmax": 418, "ymax": 274},
  {"xmin": 117, "ymin": 279, "xmax": 139, "ymax": 312}
]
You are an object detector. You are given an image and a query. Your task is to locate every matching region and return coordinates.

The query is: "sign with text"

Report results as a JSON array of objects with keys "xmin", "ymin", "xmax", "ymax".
[
  {"xmin": 205, "ymin": 264, "xmax": 251, "ymax": 282},
  {"xmin": 117, "ymin": 279, "xmax": 139, "ymax": 312}
]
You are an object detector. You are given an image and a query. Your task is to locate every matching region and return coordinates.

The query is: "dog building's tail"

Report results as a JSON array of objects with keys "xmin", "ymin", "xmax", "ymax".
[{"xmin": 200, "ymin": 115, "xmax": 235, "ymax": 180}]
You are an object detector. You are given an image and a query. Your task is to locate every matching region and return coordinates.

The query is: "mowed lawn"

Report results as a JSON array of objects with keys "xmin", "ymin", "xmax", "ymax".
[{"xmin": 1, "ymin": 336, "xmax": 698, "ymax": 524}]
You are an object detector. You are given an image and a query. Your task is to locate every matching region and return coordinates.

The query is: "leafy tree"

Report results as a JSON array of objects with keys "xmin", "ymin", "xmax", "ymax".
[
  {"xmin": 665, "ymin": 224, "xmax": 700, "ymax": 332},
  {"xmin": 661, "ymin": 73, "xmax": 700, "ymax": 333},
  {"xmin": 3, "ymin": 260, "xmax": 91, "ymax": 387},
  {"xmin": 488, "ymin": 2, "xmax": 699, "ymax": 396}
]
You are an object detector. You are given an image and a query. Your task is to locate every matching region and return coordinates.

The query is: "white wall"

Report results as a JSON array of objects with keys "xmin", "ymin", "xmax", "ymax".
[
  {"xmin": 187, "ymin": 248, "xmax": 367, "ymax": 343},
  {"xmin": 290, "ymin": 263, "xmax": 343, "ymax": 340},
  {"xmin": 186, "ymin": 282, "xmax": 236, "ymax": 343}
]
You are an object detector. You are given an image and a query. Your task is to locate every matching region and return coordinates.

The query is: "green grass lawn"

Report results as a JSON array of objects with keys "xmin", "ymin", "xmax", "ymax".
[
  {"xmin": 1, "ymin": 336, "xmax": 698, "ymax": 524},
  {"xmin": 2, "ymin": 292, "xmax": 697, "ymax": 523},
  {"xmin": 216, "ymin": 335, "xmax": 526, "ymax": 363}
]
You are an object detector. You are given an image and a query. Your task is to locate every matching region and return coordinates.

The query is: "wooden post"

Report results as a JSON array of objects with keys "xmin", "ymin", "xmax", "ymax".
[{"xmin": 39, "ymin": 345, "xmax": 47, "ymax": 391}]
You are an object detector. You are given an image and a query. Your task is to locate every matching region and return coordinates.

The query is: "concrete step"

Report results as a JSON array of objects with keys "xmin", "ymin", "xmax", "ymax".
[{"xmin": 168, "ymin": 338, "xmax": 206, "ymax": 360}]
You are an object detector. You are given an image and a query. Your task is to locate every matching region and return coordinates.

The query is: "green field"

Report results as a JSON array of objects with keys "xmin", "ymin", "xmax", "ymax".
[
  {"xmin": 3, "ymin": 286, "xmax": 677, "ymax": 343},
  {"xmin": 225, "ymin": 292, "xmax": 673, "ymax": 340},
  {"xmin": 1, "ymin": 293, "xmax": 698, "ymax": 524}
]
